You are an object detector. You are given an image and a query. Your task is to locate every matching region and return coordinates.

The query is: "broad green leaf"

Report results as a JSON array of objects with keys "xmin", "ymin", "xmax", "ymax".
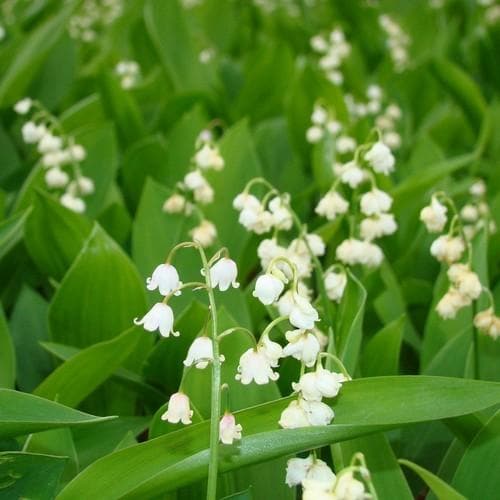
[
  {"xmin": 0, "ymin": 390, "xmax": 115, "ymax": 438},
  {"xmin": 399, "ymin": 459, "xmax": 466, "ymax": 500},
  {"xmin": 221, "ymin": 488, "xmax": 253, "ymax": 500},
  {"xmin": 49, "ymin": 224, "xmax": 147, "ymax": 348},
  {"xmin": 0, "ymin": 305, "xmax": 15, "ymax": 389},
  {"xmin": 57, "ymin": 376, "xmax": 500, "ymax": 499},
  {"xmin": 34, "ymin": 327, "xmax": 143, "ymax": 407},
  {"xmin": 24, "ymin": 190, "xmax": 92, "ymax": 281},
  {"xmin": 144, "ymin": 0, "xmax": 216, "ymax": 92},
  {"xmin": 0, "ymin": 209, "xmax": 29, "ymax": 262},
  {"xmin": 337, "ymin": 434, "xmax": 413, "ymax": 499},
  {"xmin": 334, "ymin": 270, "xmax": 367, "ymax": 373},
  {"xmin": 0, "ymin": 3, "xmax": 76, "ymax": 106},
  {"xmin": 0, "ymin": 452, "xmax": 67, "ymax": 500},
  {"xmin": 452, "ymin": 411, "xmax": 500, "ymax": 499},
  {"xmin": 361, "ymin": 316, "xmax": 404, "ymax": 377},
  {"xmin": 430, "ymin": 57, "xmax": 487, "ymax": 132},
  {"xmin": 9, "ymin": 287, "xmax": 52, "ymax": 392}
]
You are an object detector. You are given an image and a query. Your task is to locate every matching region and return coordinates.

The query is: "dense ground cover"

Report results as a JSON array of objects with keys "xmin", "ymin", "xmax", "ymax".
[{"xmin": 0, "ymin": 0, "xmax": 500, "ymax": 499}]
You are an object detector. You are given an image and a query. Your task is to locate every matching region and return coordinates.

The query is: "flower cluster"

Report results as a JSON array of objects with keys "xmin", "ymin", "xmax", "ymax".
[
  {"xmin": 163, "ymin": 129, "xmax": 225, "ymax": 247},
  {"xmin": 310, "ymin": 27, "xmax": 351, "ymax": 86},
  {"xmin": 134, "ymin": 243, "xmax": 244, "ymax": 443},
  {"xmin": 379, "ymin": 14, "xmax": 410, "ymax": 72},
  {"xmin": 69, "ymin": 0, "xmax": 123, "ymax": 43},
  {"xmin": 286, "ymin": 452, "xmax": 374, "ymax": 499},
  {"xmin": 14, "ymin": 98, "xmax": 94, "ymax": 213},
  {"xmin": 459, "ymin": 180, "xmax": 496, "ymax": 240},
  {"xmin": 420, "ymin": 190, "xmax": 499, "ymax": 337},
  {"xmin": 306, "ymin": 103, "xmax": 343, "ymax": 144},
  {"xmin": 316, "ymin": 137, "xmax": 398, "ymax": 268},
  {"xmin": 115, "ymin": 60, "xmax": 140, "ymax": 89}
]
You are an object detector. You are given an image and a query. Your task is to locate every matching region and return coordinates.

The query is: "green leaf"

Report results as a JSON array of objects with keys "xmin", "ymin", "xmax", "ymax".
[
  {"xmin": 221, "ymin": 488, "xmax": 253, "ymax": 500},
  {"xmin": 48, "ymin": 224, "xmax": 147, "ymax": 348},
  {"xmin": 9, "ymin": 287, "xmax": 52, "ymax": 392},
  {"xmin": 452, "ymin": 411, "xmax": 500, "ymax": 499},
  {"xmin": 24, "ymin": 191, "xmax": 92, "ymax": 281},
  {"xmin": 337, "ymin": 434, "xmax": 413, "ymax": 499},
  {"xmin": 0, "ymin": 305, "xmax": 15, "ymax": 389},
  {"xmin": 0, "ymin": 3, "xmax": 77, "ymax": 106},
  {"xmin": 0, "ymin": 209, "xmax": 29, "ymax": 263},
  {"xmin": 0, "ymin": 390, "xmax": 115, "ymax": 439},
  {"xmin": 0, "ymin": 452, "xmax": 67, "ymax": 500},
  {"xmin": 361, "ymin": 316, "xmax": 404, "ymax": 377},
  {"xmin": 57, "ymin": 376, "xmax": 500, "ymax": 499},
  {"xmin": 335, "ymin": 270, "xmax": 367, "ymax": 373},
  {"xmin": 399, "ymin": 459, "xmax": 466, "ymax": 500},
  {"xmin": 34, "ymin": 327, "xmax": 143, "ymax": 407},
  {"xmin": 430, "ymin": 57, "xmax": 487, "ymax": 132},
  {"xmin": 144, "ymin": 0, "xmax": 215, "ymax": 92}
]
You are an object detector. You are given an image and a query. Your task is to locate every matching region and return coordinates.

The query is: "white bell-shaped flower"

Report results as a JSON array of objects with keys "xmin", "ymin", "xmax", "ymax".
[
  {"xmin": 286, "ymin": 455, "xmax": 314, "ymax": 486},
  {"xmin": 306, "ymin": 125, "xmax": 324, "ymax": 143},
  {"xmin": 302, "ymin": 479, "xmax": 335, "ymax": 500},
  {"xmin": 219, "ymin": 412, "xmax": 242, "ymax": 444},
  {"xmin": 163, "ymin": 193, "xmax": 186, "ymax": 214},
  {"xmin": 45, "ymin": 167, "xmax": 69, "ymax": 188},
  {"xmin": 70, "ymin": 176, "xmax": 95, "ymax": 196},
  {"xmin": 183, "ymin": 336, "xmax": 214, "ymax": 369},
  {"xmin": 233, "ymin": 192, "xmax": 261, "ymax": 211},
  {"xmin": 14, "ymin": 98, "xmax": 33, "ymax": 115},
  {"xmin": 360, "ymin": 188, "xmax": 392, "ymax": 215},
  {"xmin": 420, "ymin": 197, "xmax": 448, "ymax": 233},
  {"xmin": 269, "ymin": 196, "xmax": 293, "ymax": 230},
  {"xmin": 283, "ymin": 329, "xmax": 321, "ymax": 367},
  {"xmin": 288, "ymin": 294, "xmax": 319, "ymax": 330},
  {"xmin": 436, "ymin": 287, "xmax": 470, "ymax": 319},
  {"xmin": 183, "ymin": 170, "xmax": 206, "ymax": 190},
  {"xmin": 60, "ymin": 193, "xmax": 85, "ymax": 213},
  {"xmin": 259, "ymin": 333, "xmax": 283, "ymax": 366},
  {"xmin": 279, "ymin": 399, "xmax": 311, "ymax": 429},
  {"xmin": 339, "ymin": 162, "xmax": 365, "ymax": 188},
  {"xmin": 301, "ymin": 399, "xmax": 335, "ymax": 426},
  {"xmin": 38, "ymin": 132, "xmax": 63, "ymax": 154},
  {"xmin": 333, "ymin": 472, "xmax": 366, "ymax": 500},
  {"xmin": 208, "ymin": 257, "xmax": 239, "ymax": 291},
  {"xmin": 324, "ymin": 270, "xmax": 347, "ymax": 302},
  {"xmin": 360, "ymin": 213, "xmax": 397, "ymax": 241},
  {"xmin": 161, "ymin": 392, "xmax": 193, "ymax": 425},
  {"xmin": 146, "ymin": 263, "xmax": 181, "ymax": 296},
  {"xmin": 447, "ymin": 264, "xmax": 482, "ymax": 300},
  {"xmin": 257, "ymin": 238, "xmax": 286, "ymax": 269},
  {"xmin": 292, "ymin": 366, "xmax": 345, "ymax": 401},
  {"xmin": 22, "ymin": 121, "xmax": 46, "ymax": 143},
  {"xmin": 305, "ymin": 233, "xmax": 326, "ymax": 256},
  {"xmin": 190, "ymin": 220, "xmax": 217, "ymax": 247},
  {"xmin": 253, "ymin": 274, "xmax": 285, "ymax": 305},
  {"xmin": 134, "ymin": 302, "xmax": 179, "ymax": 337},
  {"xmin": 194, "ymin": 143, "xmax": 224, "ymax": 171},
  {"xmin": 430, "ymin": 235, "xmax": 465, "ymax": 264},
  {"xmin": 235, "ymin": 347, "xmax": 279, "ymax": 385},
  {"xmin": 364, "ymin": 141, "xmax": 395, "ymax": 175}
]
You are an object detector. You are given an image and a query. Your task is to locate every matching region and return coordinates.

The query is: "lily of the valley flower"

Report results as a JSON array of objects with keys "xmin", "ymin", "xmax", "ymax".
[
  {"xmin": 269, "ymin": 196, "xmax": 293, "ymax": 230},
  {"xmin": 60, "ymin": 192, "xmax": 86, "ymax": 213},
  {"xmin": 219, "ymin": 412, "xmax": 242, "ymax": 444},
  {"xmin": 364, "ymin": 141, "xmax": 395, "ymax": 175},
  {"xmin": 430, "ymin": 235, "xmax": 465, "ymax": 264},
  {"xmin": 283, "ymin": 329, "xmax": 321, "ymax": 367},
  {"xmin": 420, "ymin": 197, "xmax": 448, "ymax": 233},
  {"xmin": 235, "ymin": 347, "xmax": 280, "ymax": 385},
  {"xmin": 194, "ymin": 143, "xmax": 224, "ymax": 171},
  {"xmin": 14, "ymin": 97, "xmax": 33, "ymax": 115},
  {"xmin": 146, "ymin": 263, "xmax": 181, "ymax": 296},
  {"xmin": 253, "ymin": 273, "xmax": 285, "ymax": 305},
  {"xmin": 45, "ymin": 167, "xmax": 69, "ymax": 189},
  {"xmin": 190, "ymin": 219, "xmax": 217, "ymax": 247},
  {"xmin": 333, "ymin": 471, "xmax": 367, "ymax": 500},
  {"xmin": 324, "ymin": 270, "xmax": 347, "ymax": 302},
  {"xmin": 161, "ymin": 392, "xmax": 193, "ymax": 425},
  {"xmin": 288, "ymin": 294, "xmax": 319, "ymax": 330},
  {"xmin": 134, "ymin": 302, "xmax": 179, "ymax": 337},
  {"xmin": 207, "ymin": 257, "xmax": 239, "ymax": 291},
  {"xmin": 286, "ymin": 455, "xmax": 336, "ymax": 487},
  {"xmin": 360, "ymin": 188, "xmax": 392, "ymax": 216},
  {"xmin": 183, "ymin": 336, "xmax": 216, "ymax": 369},
  {"xmin": 279, "ymin": 397, "xmax": 334, "ymax": 428},
  {"xmin": 292, "ymin": 366, "xmax": 345, "ymax": 401}
]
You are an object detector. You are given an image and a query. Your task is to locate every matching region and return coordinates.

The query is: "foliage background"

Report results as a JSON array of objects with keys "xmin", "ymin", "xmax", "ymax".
[{"xmin": 0, "ymin": 0, "xmax": 499, "ymax": 499}]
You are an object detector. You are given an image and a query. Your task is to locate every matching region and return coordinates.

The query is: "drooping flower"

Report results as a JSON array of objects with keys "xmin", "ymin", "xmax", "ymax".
[
  {"xmin": 60, "ymin": 193, "xmax": 86, "ymax": 213},
  {"xmin": 146, "ymin": 263, "xmax": 181, "ymax": 296},
  {"xmin": 134, "ymin": 302, "xmax": 179, "ymax": 337},
  {"xmin": 286, "ymin": 455, "xmax": 336, "ymax": 487},
  {"xmin": 235, "ymin": 347, "xmax": 279, "ymax": 385},
  {"xmin": 259, "ymin": 333, "xmax": 284, "ymax": 367},
  {"xmin": 190, "ymin": 220, "xmax": 217, "ymax": 247},
  {"xmin": 279, "ymin": 397, "xmax": 334, "ymax": 428},
  {"xmin": 292, "ymin": 366, "xmax": 345, "ymax": 401},
  {"xmin": 436, "ymin": 288, "xmax": 470, "ymax": 319},
  {"xmin": 333, "ymin": 471, "xmax": 366, "ymax": 500},
  {"xmin": 420, "ymin": 197, "xmax": 448, "ymax": 233},
  {"xmin": 360, "ymin": 188, "xmax": 392, "ymax": 216},
  {"xmin": 22, "ymin": 121, "xmax": 46, "ymax": 143},
  {"xmin": 219, "ymin": 412, "xmax": 242, "ymax": 444},
  {"xmin": 45, "ymin": 167, "xmax": 69, "ymax": 189},
  {"xmin": 163, "ymin": 193, "xmax": 187, "ymax": 214},
  {"xmin": 324, "ymin": 270, "xmax": 347, "ymax": 302},
  {"xmin": 360, "ymin": 213, "xmax": 397, "ymax": 240},
  {"xmin": 315, "ymin": 191, "xmax": 349, "ymax": 221},
  {"xmin": 253, "ymin": 274, "xmax": 285, "ymax": 305},
  {"xmin": 364, "ymin": 141, "xmax": 395, "ymax": 175},
  {"xmin": 183, "ymin": 336, "xmax": 215, "ymax": 369},
  {"xmin": 269, "ymin": 196, "xmax": 293, "ymax": 230},
  {"xmin": 288, "ymin": 294, "xmax": 319, "ymax": 330},
  {"xmin": 283, "ymin": 329, "xmax": 321, "ymax": 367},
  {"xmin": 194, "ymin": 143, "xmax": 224, "ymax": 171},
  {"xmin": 430, "ymin": 235, "xmax": 465, "ymax": 264},
  {"xmin": 447, "ymin": 264, "xmax": 482, "ymax": 301},
  {"xmin": 208, "ymin": 257, "xmax": 239, "ymax": 291},
  {"xmin": 14, "ymin": 97, "xmax": 33, "ymax": 115},
  {"xmin": 161, "ymin": 392, "xmax": 193, "ymax": 425},
  {"xmin": 338, "ymin": 161, "xmax": 365, "ymax": 188}
]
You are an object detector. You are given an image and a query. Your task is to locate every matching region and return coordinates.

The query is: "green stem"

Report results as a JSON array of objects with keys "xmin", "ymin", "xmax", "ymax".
[
  {"xmin": 198, "ymin": 246, "xmax": 222, "ymax": 500},
  {"xmin": 261, "ymin": 315, "xmax": 289, "ymax": 339}
]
